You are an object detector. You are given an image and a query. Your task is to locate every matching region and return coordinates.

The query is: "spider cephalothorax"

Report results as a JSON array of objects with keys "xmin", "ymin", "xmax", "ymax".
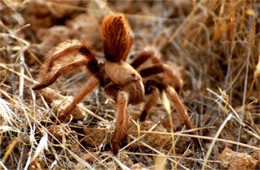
[{"xmin": 33, "ymin": 14, "xmax": 144, "ymax": 155}]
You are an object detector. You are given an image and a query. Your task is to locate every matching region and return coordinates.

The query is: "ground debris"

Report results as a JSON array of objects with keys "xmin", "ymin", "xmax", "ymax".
[
  {"xmin": 83, "ymin": 127, "xmax": 108, "ymax": 148},
  {"xmin": 131, "ymin": 163, "xmax": 150, "ymax": 170},
  {"xmin": 217, "ymin": 147, "xmax": 258, "ymax": 170},
  {"xmin": 51, "ymin": 96, "xmax": 86, "ymax": 120}
]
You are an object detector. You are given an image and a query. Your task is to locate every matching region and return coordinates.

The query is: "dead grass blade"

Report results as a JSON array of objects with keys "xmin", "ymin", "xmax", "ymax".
[
  {"xmin": 162, "ymin": 91, "xmax": 176, "ymax": 169},
  {"xmin": 31, "ymin": 131, "xmax": 49, "ymax": 163},
  {"xmin": 201, "ymin": 114, "xmax": 233, "ymax": 170}
]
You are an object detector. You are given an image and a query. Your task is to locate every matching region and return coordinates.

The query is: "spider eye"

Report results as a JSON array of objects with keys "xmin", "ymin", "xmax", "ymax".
[{"xmin": 102, "ymin": 14, "xmax": 133, "ymax": 62}]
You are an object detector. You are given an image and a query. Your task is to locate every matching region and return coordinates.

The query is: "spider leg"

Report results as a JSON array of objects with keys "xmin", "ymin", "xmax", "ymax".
[
  {"xmin": 165, "ymin": 86, "xmax": 199, "ymax": 144},
  {"xmin": 47, "ymin": 42, "xmax": 96, "ymax": 72},
  {"xmin": 165, "ymin": 86, "xmax": 193, "ymax": 129},
  {"xmin": 140, "ymin": 64, "xmax": 183, "ymax": 92},
  {"xmin": 33, "ymin": 60, "xmax": 88, "ymax": 90},
  {"xmin": 162, "ymin": 64, "xmax": 183, "ymax": 92},
  {"xmin": 139, "ymin": 64, "xmax": 164, "ymax": 77},
  {"xmin": 58, "ymin": 75, "xmax": 100, "ymax": 121},
  {"xmin": 131, "ymin": 48, "xmax": 161, "ymax": 69},
  {"xmin": 112, "ymin": 90, "xmax": 129, "ymax": 155},
  {"xmin": 131, "ymin": 51, "xmax": 153, "ymax": 69},
  {"xmin": 140, "ymin": 86, "xmax": 159, "ymax": 122}
]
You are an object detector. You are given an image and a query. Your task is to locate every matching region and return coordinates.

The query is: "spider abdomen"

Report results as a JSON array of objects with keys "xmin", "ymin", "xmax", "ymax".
[{"xmin": 102, "ymin": 14, "xmax": 133, "ymax": 62}]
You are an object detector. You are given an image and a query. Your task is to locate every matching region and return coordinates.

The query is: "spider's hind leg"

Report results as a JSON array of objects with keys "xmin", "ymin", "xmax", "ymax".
[
  {"xmin": 32, "ymin": 60, "xmax": 88, "ymax": 90},
  {"xmin": 46, "ymin": 41, "xmax": 95, "ymax": 71},
  {"xmin": 33, "ymin": 41, "xmax": 98, "ymax": 90}
]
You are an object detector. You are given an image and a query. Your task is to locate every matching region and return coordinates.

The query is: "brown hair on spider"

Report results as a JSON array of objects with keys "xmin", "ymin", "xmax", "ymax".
[{"xmin": 102, "ymin": 13, "xmax": 133, "ymax": 62}]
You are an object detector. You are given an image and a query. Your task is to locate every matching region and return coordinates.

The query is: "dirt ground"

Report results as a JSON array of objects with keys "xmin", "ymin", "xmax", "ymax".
[{"xmin": 0, "ymin": 0, "xmax": 259, "ymax": 169}]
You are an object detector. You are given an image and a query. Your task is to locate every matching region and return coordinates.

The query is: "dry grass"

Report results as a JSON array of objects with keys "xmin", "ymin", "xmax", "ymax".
[{"xmin": 0, "ymin": 0, "xmax": 259, "ymax": 169}]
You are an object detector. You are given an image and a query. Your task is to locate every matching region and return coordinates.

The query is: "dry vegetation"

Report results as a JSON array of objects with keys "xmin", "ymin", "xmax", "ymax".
[{"xmin": 0, "ymin": 0, "xmax": 259, "ymax": 169}]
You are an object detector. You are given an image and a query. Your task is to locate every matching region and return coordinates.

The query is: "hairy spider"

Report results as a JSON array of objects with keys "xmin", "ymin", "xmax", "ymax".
[
  {"xmin": 33, "ymin": 14, "xmax": 144, "ymax": 155},
  {"xmin": 33, "ymin": 13, "xmax": 197, "ymax": 155},
  {"xmin": 130, "ymin": 47, "xmax": 199, "ymax": 143}
]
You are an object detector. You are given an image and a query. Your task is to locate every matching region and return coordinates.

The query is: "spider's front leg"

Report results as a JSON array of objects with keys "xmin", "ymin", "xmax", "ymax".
[
  {"xmin": 32, "ymin": 60, "xmax": 88, "ymax": 90},
  {"xmin": 112, "ymin": 90, "xmax": 129, "ymax": 155}
]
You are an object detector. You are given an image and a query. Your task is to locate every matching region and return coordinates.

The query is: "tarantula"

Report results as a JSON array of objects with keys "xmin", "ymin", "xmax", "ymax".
[
  {"xmin": 33, "ymin": 13, "xmax": 197, "ymax": 155},
  {"xmin": 33, "ymin": 14, "xmax": 144, "ymax": 155}
]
